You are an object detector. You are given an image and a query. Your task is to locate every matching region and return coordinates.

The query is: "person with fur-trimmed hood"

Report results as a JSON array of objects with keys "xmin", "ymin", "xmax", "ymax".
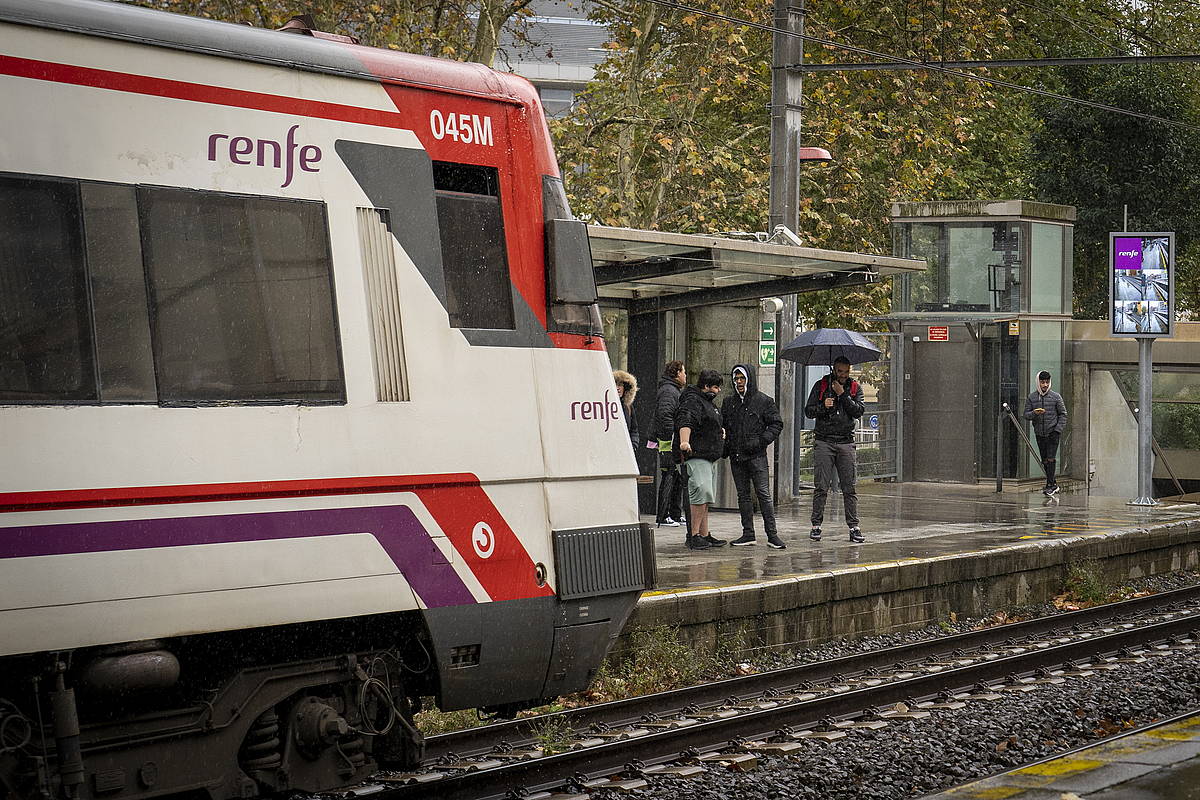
[
  {"xmin": 612, "ymin": 369, "xmax": 640, "ymax": 453},
  {"xmin": 722, "ymin": 364, "xmax": 785, "ymax": 549}
]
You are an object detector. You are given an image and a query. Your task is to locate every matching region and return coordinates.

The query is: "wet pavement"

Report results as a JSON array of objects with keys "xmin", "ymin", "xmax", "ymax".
[
  {"xmin": 928, "ymin": 713, "xmax": 1200, "ymax": 799},
  {"xmin": 645, "ymin": 481, "xmax": 1200, "ymax": 593}
]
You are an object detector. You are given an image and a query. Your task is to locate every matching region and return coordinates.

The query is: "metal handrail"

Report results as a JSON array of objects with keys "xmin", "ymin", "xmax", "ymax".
[
  {"xmin": 1002, "ymin": 403, "xmax": 1048, "ymax": 478},
  {"xmin": 1123, "ymin": 400, "xmax": 1185, "ymax": 497},
  {"xmin": 1002, "ymin": 399, "xmax": 1185, "ymax": 498}
]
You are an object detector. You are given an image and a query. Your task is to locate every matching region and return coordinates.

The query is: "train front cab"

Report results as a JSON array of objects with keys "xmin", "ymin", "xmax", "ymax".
[{"xmin": 423, "ymin": 522, "xmax": 656, "ymax": 713}]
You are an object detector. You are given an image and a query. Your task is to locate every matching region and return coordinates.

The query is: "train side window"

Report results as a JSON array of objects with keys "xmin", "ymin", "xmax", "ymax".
[
  {"xmin": 139, "ymin": 188, "xmax": 345, "ymax": 405},
  {"xmin": 432, "ymin": 162, "xmax": 515, "ymax": 330},
  {"xmin": 81, "ymin": 183, "xmax": 158, "ymax": 403},
  {"xmin": 0, "ymin": 175, "xmax": 97, "ymax": 404}
]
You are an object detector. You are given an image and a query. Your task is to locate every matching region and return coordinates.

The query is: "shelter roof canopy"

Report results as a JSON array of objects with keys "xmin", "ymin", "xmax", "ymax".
[{"xmin": 588, "ymin": 225, "xmax": 925, "ymax": 313}]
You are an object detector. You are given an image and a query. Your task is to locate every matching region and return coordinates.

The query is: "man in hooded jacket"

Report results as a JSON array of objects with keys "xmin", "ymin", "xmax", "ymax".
[{"xmin": 722, "ymin": 364, "xmax": 785, "ymax": 549}]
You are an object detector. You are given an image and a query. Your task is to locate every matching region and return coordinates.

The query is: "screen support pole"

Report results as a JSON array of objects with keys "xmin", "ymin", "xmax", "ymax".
[{"xmin": 1128, "ymin": 336, "xmax": 1158, "ymax": 506}]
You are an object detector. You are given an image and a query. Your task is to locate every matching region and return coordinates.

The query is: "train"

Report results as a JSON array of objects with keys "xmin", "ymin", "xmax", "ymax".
[{"xmin": 0, "ymin": 2, "xmax": 653, "ymax": 799}]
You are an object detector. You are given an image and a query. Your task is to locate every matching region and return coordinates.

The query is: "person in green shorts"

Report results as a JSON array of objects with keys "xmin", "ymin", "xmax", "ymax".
[{"xmin": 676, "ymin": 369, "xmax": 726, "ymax": 550}]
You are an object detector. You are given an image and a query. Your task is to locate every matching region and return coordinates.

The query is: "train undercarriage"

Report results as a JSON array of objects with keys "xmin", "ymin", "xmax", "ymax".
[{"xmin": 0, "ymin": 614, "xmax": 433, "ymax": 800}]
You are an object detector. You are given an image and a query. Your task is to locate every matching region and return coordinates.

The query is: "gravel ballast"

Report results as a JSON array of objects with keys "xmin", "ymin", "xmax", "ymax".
[{"xmin": 595, "ymin": 575, "xmax": 1200, "ymax": 800}]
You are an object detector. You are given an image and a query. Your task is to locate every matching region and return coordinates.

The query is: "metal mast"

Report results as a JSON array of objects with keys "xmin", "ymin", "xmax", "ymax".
[{"xmin": 769, "ymin": 0, "xmax": 804, "ymax": 503}]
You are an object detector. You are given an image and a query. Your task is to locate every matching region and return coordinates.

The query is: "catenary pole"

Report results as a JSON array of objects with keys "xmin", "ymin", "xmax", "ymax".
[{"xmin": 769, "ymin": 0, "xmax": 803, "ymax": 504}]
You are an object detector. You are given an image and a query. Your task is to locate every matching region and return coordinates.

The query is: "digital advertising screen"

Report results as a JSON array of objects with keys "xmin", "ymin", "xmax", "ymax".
[{"xmin": 1110, "ymin": 232, "xmax": 1174, "ymax": 337}]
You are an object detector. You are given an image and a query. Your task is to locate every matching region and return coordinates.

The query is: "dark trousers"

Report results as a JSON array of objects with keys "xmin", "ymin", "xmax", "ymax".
[
  {"xmin": 656, "ymin": 450, "xmax": 685, "ymax": 523},
  {"xmin": 811, "ymin": 439, "xmax": 858, "ymax": 528},
  {"xmin": 731, "ymin": 455, "xmax": 776, "ymax": 537},
  {"xmin": 1036, "ymin": 431, "xmax": 1061, "ymax": 487}
]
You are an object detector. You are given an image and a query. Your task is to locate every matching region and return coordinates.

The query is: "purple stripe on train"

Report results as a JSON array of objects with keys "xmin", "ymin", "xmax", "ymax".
[{"xmin": 0, "ymin": 505, "xmax": 475, "ymax": 608}]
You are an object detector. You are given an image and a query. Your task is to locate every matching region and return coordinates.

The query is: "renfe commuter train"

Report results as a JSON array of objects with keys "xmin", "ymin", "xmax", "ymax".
[{"xmin": 0, "ymin": 2, "xmax": 653, "ymax": 799}]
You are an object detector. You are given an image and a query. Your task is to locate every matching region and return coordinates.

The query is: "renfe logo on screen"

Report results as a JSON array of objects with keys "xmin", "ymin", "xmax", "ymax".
[{"xmin": 1114, "ymin": 237, "xmax": 1144, "ymax": 270}]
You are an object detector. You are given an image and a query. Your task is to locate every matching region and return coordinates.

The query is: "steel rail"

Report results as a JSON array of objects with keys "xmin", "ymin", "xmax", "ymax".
[
  {"xmin": 393, "ymin": 611, "xmax": 1200, "ymax": 799},
  {"xmin": 423, "ymin": 584, "xmax": 1200, "ymax": 760}
]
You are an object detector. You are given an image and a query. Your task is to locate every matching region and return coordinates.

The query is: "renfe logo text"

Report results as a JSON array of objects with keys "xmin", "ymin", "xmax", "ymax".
[
  {"xmin": 570, "ymin": 390, "xmax": 622, "ymax": 432},
  {"xmin": 207, "ymin": 124, "xmax": 321, "ymax": 188}
]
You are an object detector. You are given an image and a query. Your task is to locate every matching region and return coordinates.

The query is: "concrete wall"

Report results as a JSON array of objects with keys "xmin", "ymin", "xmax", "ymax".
[
  {"xmin": 1066, "ymin": 320, "xmax": 1200, "ymax": 495},
  {"xmin": 687, "ymin": 301, "xmax": 761, "ymax": 376},
  {"xmin": 612, "ymin": 519, "xmax": 1200, "ymax": 662},
  {"xmin": 1087, "ymin": 369, "xmax": 1139, "ymax": 498}
]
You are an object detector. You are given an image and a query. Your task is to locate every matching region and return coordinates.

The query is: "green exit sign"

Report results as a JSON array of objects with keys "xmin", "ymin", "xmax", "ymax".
[
  {"xmin": 759, "ymin": 343, "xmax": 776, "ymax": 367},
  {"xmin": 760, "ymin": 321, "xmax": 776, "ymax": 341}
]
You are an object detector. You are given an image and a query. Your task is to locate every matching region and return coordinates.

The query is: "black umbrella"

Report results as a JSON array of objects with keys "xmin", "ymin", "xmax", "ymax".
[{"xmin": 779, "ymin": 328, "xmax": 882, "ymax": 367}]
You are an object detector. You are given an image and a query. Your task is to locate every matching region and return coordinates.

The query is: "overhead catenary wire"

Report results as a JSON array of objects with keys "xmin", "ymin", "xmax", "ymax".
[
  {"xmin": 1008, "ymin": 0, "xmax": 1128, "ymax": 55},
  {"xmin": 637, "ymin": 0, "xmax": 1200, "ymax": 133}
]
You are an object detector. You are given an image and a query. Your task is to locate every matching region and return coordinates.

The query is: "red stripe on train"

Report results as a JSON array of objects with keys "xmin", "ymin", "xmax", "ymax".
[
  {"xmin": 0, "ymin": 474, "xmax": 555, "ymax": 601},
  {"xmin": 414, "ymin": 485, "xmax": 555, "ymax": 601},
  {"xmin": 0, "ymin": 54, "xmax": 410, "ymax": 129},
  {"xmin": 0, "ymin": 475, "xmax": 481, "ymax": 513}
]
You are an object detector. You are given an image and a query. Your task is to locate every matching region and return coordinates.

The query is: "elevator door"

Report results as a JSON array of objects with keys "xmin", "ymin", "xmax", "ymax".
[{"xmin": 909, "ymin": 336, "xmax": 978, "ymax": 482}]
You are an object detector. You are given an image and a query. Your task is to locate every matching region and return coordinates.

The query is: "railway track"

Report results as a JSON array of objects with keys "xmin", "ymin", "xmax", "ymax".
[{"xmin": 369, "ymin": 585, "xmax": 1200, "ymax": 800}]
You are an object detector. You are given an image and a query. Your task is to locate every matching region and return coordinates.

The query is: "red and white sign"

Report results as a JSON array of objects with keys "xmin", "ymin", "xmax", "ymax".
[{"xmin": 928, "ymin": 326, "xmax": 950, "ymax": 341}]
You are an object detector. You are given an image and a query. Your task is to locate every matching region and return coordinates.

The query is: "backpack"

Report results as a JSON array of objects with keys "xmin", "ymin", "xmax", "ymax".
[{"xmin": 818, "ymin": 376, "xmax": 859, "ymax": 399}]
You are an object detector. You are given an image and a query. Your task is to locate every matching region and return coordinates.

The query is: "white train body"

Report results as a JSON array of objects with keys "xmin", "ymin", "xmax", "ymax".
[{"xmin": 0, "ymin": 3, "xmax": 652, "ymax": 798}]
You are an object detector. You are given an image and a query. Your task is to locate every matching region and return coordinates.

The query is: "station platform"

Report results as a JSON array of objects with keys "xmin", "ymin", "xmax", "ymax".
[
  {"xmin": 924, "ymin": 713, "xmax": 1200, "ymax": 799},
  {"xmin": 617, "ymin": 482, "xmax": 1200, "ymax": 659}
]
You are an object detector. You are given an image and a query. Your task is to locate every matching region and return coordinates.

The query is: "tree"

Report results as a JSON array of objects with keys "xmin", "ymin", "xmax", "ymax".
[
  {"xmin": 1029, "ymin": 65, "xmax": 1200, "ymax": 318},
  {"xmin": 126, "ymin": 0, "xmax": 535, "ymax": 65},
  {"xmin": 755, "ymin": 0, "xmax": 1037, "ymax": 329},
  {"xmin": 555, "ymin": 0, "xmax": 1200, "ymax": 328},
  {"xmin": 551, "ymin": 0, "xmax": 773, "ymax": 232},
  {"xmin": 1017, "ymin": 0, "xmax": 1200, "ymax": 318},
  {"xmin": 553, "ymin": 0, "xmax": 1055, "ymax": 330}
]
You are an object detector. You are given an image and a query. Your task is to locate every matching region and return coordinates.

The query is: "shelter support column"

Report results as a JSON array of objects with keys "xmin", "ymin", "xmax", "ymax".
[
  {"xmin": 628, "ymin": 310, "xmax": 666, "ymax": 515},
  {"xmin": 1130, "ymin": 337, "xmax": 1158, "ymax": 506}
]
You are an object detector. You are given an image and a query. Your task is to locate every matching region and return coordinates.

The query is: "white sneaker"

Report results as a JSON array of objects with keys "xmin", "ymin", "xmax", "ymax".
[{"xmin": 658, "ymin": 518, "xmax": 681, "ymax": 527}]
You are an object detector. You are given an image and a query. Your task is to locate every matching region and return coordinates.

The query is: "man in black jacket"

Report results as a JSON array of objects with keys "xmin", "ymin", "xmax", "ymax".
[
  {"xmin": 654, "ymin": 360, "xmax": 687, "ymax": 528},
  {"xmin": 677, "ymin": 369, "xmax": 727, "ymax": 550},
  {"xmin": 804, "ymin": 357, "xmax": 866, "ymax": 543},
  {"xmin": 723, "ymin": 364, "xmax": 785, "ymax": 549}
]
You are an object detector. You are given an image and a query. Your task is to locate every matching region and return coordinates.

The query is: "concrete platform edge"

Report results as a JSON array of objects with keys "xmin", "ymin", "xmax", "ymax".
[{"xmin": 615, "ymin": 519, "xmax": 1200, "ymax": 661}]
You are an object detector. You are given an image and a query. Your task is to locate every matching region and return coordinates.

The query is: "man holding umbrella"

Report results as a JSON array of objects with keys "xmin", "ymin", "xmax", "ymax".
[
  {"xmin": 804, "ymin": 356, "xmax": 866, "ymax": 543},
  {"xmin": 783, "ymin": 328, "xmax": 878, "ymax": 543}
]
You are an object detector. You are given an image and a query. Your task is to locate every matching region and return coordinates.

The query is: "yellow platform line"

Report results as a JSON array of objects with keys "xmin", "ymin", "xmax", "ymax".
[{"xmin": 1014, "ymin": 756, "xmax": 1105, "ymax": 777}]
